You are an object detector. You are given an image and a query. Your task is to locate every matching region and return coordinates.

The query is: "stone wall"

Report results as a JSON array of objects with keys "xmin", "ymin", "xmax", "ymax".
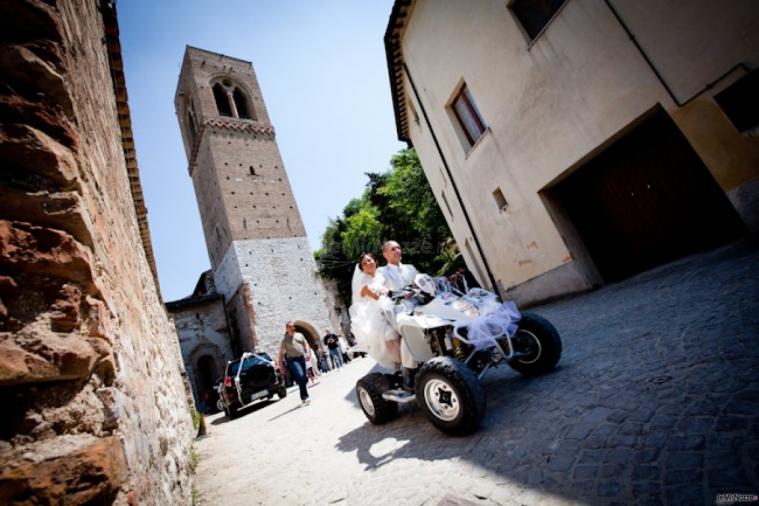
[
  {"xmin": 0, "ymin": 1, "xmax": 194, "ymax": 504},
  {"xmin": 214, "ymin": 237, "xmax": 337, "ymax": 356},
  {"xmin": 225, "ymin": 281, "xmax": 257, "ymax": 352},
  {"xmin": 170, "ymin": 297, "xmax": 236, "ymax": 405},
  {"xmin": 321, "ymin": 277, "xmax": 350, "ymax": 338}
]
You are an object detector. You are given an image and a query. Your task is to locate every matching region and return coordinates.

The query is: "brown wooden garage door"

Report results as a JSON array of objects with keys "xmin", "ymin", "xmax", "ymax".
[{"xmin": 554, "ymin": 108, "xmax": 744, "ymax": 282}]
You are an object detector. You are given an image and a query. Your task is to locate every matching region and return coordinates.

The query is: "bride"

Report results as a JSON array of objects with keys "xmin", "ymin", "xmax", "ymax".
[{"xmin": 349, "ymin": 252, "xmax": 401, "ymax": 369}]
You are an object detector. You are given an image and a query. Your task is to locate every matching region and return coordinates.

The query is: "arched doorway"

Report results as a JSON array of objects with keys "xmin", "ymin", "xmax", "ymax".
[
  {"xmin": 195, "ymin": 354, "xmax": 218, "ymax": 409},
  {"xmin": 293, "ymin": 320, "xmax": 321, "ymax": 352},
  {"xmin": 189, "ymin": 342, "xmax": 224, "ymax": 412}
]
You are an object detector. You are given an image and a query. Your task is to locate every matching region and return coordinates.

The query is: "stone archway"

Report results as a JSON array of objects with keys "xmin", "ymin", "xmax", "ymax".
[
  {"xmin": 196, "ymin": 355, "xmax": 217, "ymax": 398},
  {"xmin": 293, "ymin": 320, "xmax": 321, "ymax": 352},
  {"xmin": 189, "ymin": 343, "xmax": 224, "ymax": 406}
]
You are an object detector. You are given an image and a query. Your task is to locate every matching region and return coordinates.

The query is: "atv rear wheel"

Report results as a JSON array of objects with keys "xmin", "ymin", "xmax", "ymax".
[
  {"xmin": 356, "ymin": 373, "xmax": 398, "ymax": 425},
  {"xmin": 507, "ymin": 312, "xmax": 562, "ymax": 377},
  {"xmin": 415, "ymin": 357, "xmax": 485, "ymax": 436}
]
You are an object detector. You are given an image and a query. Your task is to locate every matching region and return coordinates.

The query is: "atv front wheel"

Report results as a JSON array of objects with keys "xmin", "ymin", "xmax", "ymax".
[
  {"xmin": 277, "ymin": 386, "xmax": 287, "ymax": 399},
  {"xmin": 507, "ymin": 312, "xmax": 562, "ymax": 376},
  {"xmin": 356, "ymin": 373, "xmax": 398, "ymax": 425},
  {"xmin": 416, "ymin": 357, "xmax": 485, "ymax": 436}
]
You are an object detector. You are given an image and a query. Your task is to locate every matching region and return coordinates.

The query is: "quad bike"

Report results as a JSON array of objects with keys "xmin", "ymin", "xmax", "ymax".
[{"xmin": 355, "ymin": 275, "xmax": 562, "ymax": 436}]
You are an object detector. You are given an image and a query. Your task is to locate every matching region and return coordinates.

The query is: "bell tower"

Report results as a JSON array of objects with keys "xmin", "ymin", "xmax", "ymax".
[{"xmin": 174, "ymin": 46, "xmax": 334, "ymax": 354}]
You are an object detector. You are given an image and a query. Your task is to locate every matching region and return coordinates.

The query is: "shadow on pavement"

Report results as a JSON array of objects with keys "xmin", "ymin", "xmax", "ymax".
[
  {"xmin": 338, "ymin": 239, "xmax": 759, "ymax": 505},
  {"xmin": 337, "ymin": 366, "xmax": 567, "ymax": 471},
  {"xmin": 267, "ymin": 404, "xmax": 307, "ymax": 422},
  {"xmin": 211, "ymin": 399, "xmax": 278, "ymax": 425}
]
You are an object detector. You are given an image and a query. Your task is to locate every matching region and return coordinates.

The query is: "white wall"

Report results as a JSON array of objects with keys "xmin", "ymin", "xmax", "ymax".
[{"xmin": 214, "ymin": 237, "xmax": 334, "ymax": 355}]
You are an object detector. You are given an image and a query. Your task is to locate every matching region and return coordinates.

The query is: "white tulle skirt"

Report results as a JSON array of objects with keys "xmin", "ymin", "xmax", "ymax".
[{"xmin": 350, "ymin": 298, "xmax": 401, "ymax": 370}]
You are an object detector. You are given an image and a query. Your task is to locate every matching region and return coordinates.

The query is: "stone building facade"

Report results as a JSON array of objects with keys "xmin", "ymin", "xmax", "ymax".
[
  {"xmin": 0, "ymin": 1, "xmax": 193, "ymax": 504},
  {"xmin": 386, "ymin": 0, "xmax": 759, "ymax": 306},
  {"xmin": 172, "ymin": 47, "xmax": 337, "ymax": 365},
  {"xmin": 166, "ymin": 271, "xmax": 238, "ymax": 408}
]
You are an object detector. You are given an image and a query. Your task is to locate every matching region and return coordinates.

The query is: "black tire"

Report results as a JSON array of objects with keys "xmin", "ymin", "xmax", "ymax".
[
  {"xmin": 507, "ymin": 312, "xmax": 562, "ymax": 377},
  {"xmin": 227, "ymin": 402, "xmax": 240, "ymax": 420},
  {"xmin": 277, "ymin": 386, "xmax": 287, "ymax": 399},
  {"xmin": 415, "ymin": 357, "xmax": 486, "ymax": 436},
  {"xmin": 356, "ymin": 373, "xmax": 398, "ymax": 425}
]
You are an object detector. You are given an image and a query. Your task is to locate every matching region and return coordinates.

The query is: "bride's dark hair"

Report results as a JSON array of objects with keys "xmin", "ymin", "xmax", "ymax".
[{"xmin": 357, "ymin": 252, "xmax": 376, "ymax": 272}]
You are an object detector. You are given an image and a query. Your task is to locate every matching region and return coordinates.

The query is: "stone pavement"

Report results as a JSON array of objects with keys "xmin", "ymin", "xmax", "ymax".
[{"xmin": 194, "ymin": 238, "xmax": 759, "ymax": 506}]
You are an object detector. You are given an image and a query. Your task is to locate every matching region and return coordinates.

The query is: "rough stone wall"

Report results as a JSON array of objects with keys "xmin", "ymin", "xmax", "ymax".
[
  {"xmin": 171, "ymin": 299, "xmax": 235, "ymax": 404},
  {"xmin": 214, "ymin": 238, "xmax": 335, "ymax": 356},
  {"xmin": 321, "ymin": 278, "xmax": 350, "ymax": 337},
  {"xmin": 0, "ymin": 1, "xmax": 193, "ymax": 504},
  {"xmin": 226, "ymin": 282, "xmax": 257, "ymax": 352}
]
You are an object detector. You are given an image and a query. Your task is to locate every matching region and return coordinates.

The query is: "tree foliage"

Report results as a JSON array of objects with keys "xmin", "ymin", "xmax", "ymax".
[{"xmin": 314, "ymin": 148, "xmax": 458, "ymax": 302}]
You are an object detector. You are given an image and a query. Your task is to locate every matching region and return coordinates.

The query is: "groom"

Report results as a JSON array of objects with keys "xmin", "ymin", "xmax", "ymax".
[
  {"xmin": 378, "ymin": 240, "xmax": 417, "ymax": 293},
  {"xmin": 378, "ymin": 240, "xmax": 419, "ymax": 390}
]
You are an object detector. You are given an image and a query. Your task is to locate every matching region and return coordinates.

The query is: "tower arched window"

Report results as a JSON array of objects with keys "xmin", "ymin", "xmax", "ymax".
[
  {"xmin": 233, "ymin": 87, "xmax": 253, "ymax": 120},
  {"xmin": 187, "ymin": 113, "xmax": 197, "ymax": 143},
  {"xmin": 186, "ymin": 97, "xmax": 198, "ymax": 145},
  {"xmin": 213, "ymin": 83, "xmax": 232, "ymax": 117}
]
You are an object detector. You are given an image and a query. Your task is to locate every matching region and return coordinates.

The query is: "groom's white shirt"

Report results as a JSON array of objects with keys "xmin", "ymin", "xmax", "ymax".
[{"xmin": 379, "ymin": 263, "xmax": 418, "ymax": 291}]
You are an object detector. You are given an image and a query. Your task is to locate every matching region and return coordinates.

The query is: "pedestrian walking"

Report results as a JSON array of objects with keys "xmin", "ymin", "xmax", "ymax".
[
  {"xmin": 339, "ymin": 335, "xmax": 352, "ymax": 363},
  {"xmin": 323, "ymin": 328, "xmax": 343, "ymax": 370},
  {"xmin": 278, "ymin": 321, "xmax": 311, "ymax": 405},
  {"xmin": 305, "ymin": 346, "xmax": 319, "ymax": 386},
  {"xmin": 318, "ymin": 350, "xmax": 330, "ymax": 373}
]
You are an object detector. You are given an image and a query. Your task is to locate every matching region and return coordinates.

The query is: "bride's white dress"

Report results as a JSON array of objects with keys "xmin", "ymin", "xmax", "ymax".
[{"xmin": 349, "ymin": 270, "xmax": 400, "ymax": 369}]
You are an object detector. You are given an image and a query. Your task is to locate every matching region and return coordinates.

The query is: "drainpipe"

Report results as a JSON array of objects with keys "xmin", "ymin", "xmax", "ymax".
[{"xmin": 402, "ymin": 62, "xmax": 501, "ymax": 295}]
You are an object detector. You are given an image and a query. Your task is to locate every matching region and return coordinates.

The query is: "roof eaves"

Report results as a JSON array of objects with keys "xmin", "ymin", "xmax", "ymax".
[
  {"xmin": 384, "ymin": 0, "xmax": 415, "ymax": 145},
  {"xmin": 101, "ymin": 2, "xmax": 162, "ymax": 300},
  {"xmin": 185, "ymin": 45, "xmax": 253, "ymax": 65},
  {"xmin": 165, "ymin": 292, "xmax": 224, "ymax": 311}
]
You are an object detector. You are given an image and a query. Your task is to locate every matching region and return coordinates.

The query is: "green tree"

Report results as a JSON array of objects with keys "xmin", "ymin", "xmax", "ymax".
[
  {"xmin": 315, "ymin": 148, "xmax": 457, "ymax": 302},
  {"xmin": 342, "ymin": 205, "xmax": 383, "ymax": 259}
]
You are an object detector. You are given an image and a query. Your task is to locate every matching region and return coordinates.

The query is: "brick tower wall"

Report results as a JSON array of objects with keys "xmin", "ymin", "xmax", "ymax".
[{"xmin": 175, "ymin": 47, "xmax": 337, "ymax": 353}]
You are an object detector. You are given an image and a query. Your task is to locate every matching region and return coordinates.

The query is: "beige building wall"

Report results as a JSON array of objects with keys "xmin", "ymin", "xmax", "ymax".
[{"xmin": 393, "ymin": 0, "xmax": 759, "ymax": 304}]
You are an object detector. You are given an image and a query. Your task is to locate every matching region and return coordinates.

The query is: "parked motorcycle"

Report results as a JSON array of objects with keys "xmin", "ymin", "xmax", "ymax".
[{"xmin": 355, "ymin": 275, "xmax": 562, "ymax": 435}]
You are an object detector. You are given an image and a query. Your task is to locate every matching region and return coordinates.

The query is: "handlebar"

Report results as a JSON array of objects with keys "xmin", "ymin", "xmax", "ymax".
[
  {"xmin": 388, "ymin": 285, "xmax": 435, "ymax": 307},
  {"xmin": 388, "ymin": 285, "xmax": 416, "ymax": 301}
]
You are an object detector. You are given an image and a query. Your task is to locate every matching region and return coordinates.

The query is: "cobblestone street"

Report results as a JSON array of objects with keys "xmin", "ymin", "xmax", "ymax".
[{"xmin": 194, "ymin": 238, "xmax": 759, "ymax": 506}]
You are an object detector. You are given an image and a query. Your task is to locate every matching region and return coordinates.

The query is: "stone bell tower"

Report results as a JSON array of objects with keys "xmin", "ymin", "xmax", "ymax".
[{"xmin": 174, "ymin": 46, "xmax": 334, "ymax": 355}]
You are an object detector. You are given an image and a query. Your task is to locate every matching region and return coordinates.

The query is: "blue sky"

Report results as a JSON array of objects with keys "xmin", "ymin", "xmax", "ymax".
[{"xmin": 118, "ymin": 0, "xmax": 405, "ymax": 301}]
